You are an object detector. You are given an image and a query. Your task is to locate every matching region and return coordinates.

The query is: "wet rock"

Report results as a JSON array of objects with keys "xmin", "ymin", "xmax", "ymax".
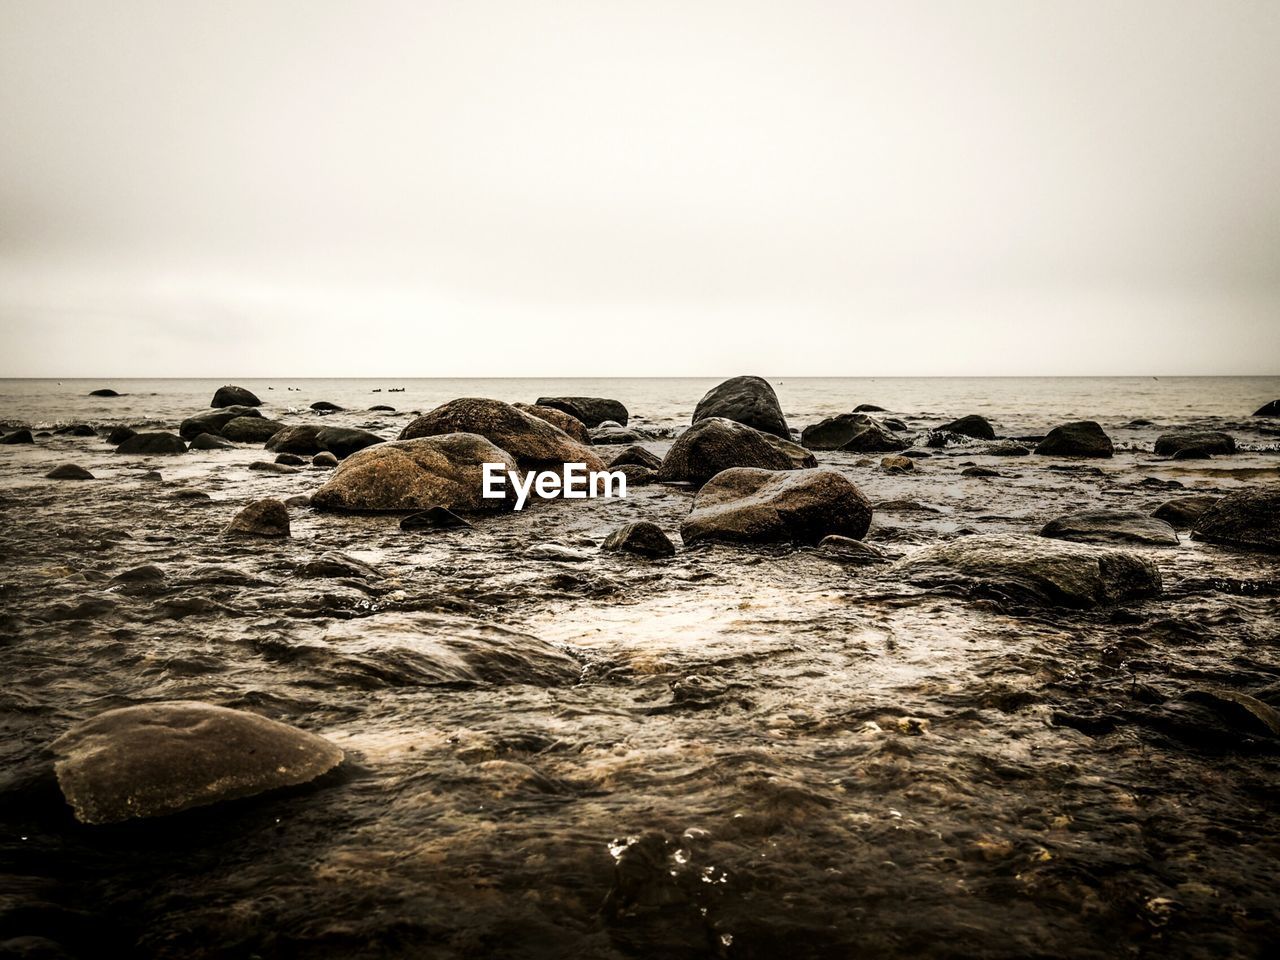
[
  {"xmin": 534, "ymin": 396, "xmax": 629, "ymax": 428},
  {"xmin": 524, "ymin": 543, "xmax": 592, "ymax": 562},
  {"xmin": 107, "ymin": 425, "xmax": 137, "ymax": 445},
  {"xmin": 1152, "ymin": 495, "xmax": 1220, "ymax": 529},
  {"xmin": 854, "ymin": 403, "xmax": 886, "ymax": 412},
  {"xmin": 369, "ymin": 404, "xmax": 396, "ymax": 412},
  {"xmin": 89, "ymin": 388, "xmax": 120, "ymax": 397},
  {"xmin": 310, "ymin": 401, "xmax": 344, "ymax": 412},
  {"xmin": 400, "ymin": 506, "xmax": 472, "ymax": 531},
  {"xmin": 981, "ymin": 441, "xmax": 1031, "ymax": 457},
  {"xmin": 940, "ymin": 414, "xmax": 996, "ymax": 440},
  {"xmin": 285, "ymin": 494, "xmax": 311, "ymax": 509},
  {"xmin": 1252, "ymin": 400, "xmax": 1280, "ymax": 417},
  {"xmin": 265, "ymin": 425, "xmax": 384, "ymax": 459},
  {"xmin": 189, "ymin": 433, "xmax": 234, "ymax": 451},
  {"xmin": 262, "ymin": 426, "xmax": 323, "ymax": 453},
  {"xmin": 275, "ymin": 453, "xmax": 306, "ymax": 466},
  {"xmin": 1172, "ymin": 447, "xmax": 1212, "ymax": 460},
  {"xmin": 312, "ymin": 435, "xmax": 520, "ymax": 513},
  {"xmin": 1040, "ymin": 509, "xmax": 1180, "ymax": 547},
  {"xmin": 656, "ymin": 417, "xmax": 793, "ymax": 485},
  {"xmin": 170, "ymin": 489, "xmax": 211, "ymax": 501},
  {"xmin": 681, "ymin": 467, "xmax": 873, "ymax": 546},
  {"xmin": 46, "ymin": 464, "xmax": 94, "ymax": 480},
  {"xmin": 882, "ymin": 417, "xmax": 908, "ymax": 431},
  {"xmin": 817, "ymin": 535, "xmax": 888, "ymax": 564},
  {"xmin": 300, "ymin": 551, "xmax": 383, "ymax": 579},
  {"xmin": 223, "ymin": 498, "xmax": 290, "ymax": 537},
  {"xmin": 614, "ymin": 463, "xmax": 656, "ymax": 486},
  {"xmin": 691, "ymin": 375, "xmax": 789, "ymax": 438},
  {"xmin": 881, "ymin": 455, "xmax": 914, "ymax": 473},
  {"xmin": 962, "ymin": 466, "xmax": 1000, "ymax": 478},
  {"xmin": 312, "ymin": 451, "xmax": 339, "ymax": 468},
  {"xmin": 603, "ymin": 521, "xmax": 677, "ymax": 558},
  {"xmin": 399, "ymin": 398, "xmax": 605, "ymax": 472},
  {"xmin": 1153, "ymin": 689, "xmax": 1280, "ymax": 747},
  {"xmin": 1034, "ymin": 421, "xmax": 1114, "ymax": 458},
  {"xmin": 179, "ymin": 405, "xmax": 263, "ymax": 440},
  {"xmin": 1191, "ymin": 487, "xmax": 1280, "ymax": 552},
  {"xmin": 58, "ymin": 423, "xmax": 96, "ymax": 437},
  {"xmin": 249, "ymin": 460, "xmax": 300, "ymax": 474},
  {"xmin": 761, "ymin": 432, "xmax": 819, "ymax": 469},
  {"xmin": 1154, "ymin": 431, "xmax": 1236, "ymax": 458},
  {"xmin": 220, "ymin": 416, "xmax": 285, "ymax": 443},
  {"xmin": 141, "ymin": 470, "xmax": 162, "ymax": 481},
  {"xmin": 590, "ymin": 425, "xmax": 646, "ymax": 444},
  {"xmin": 211, "ymin": 385, "xmax": 262, "ymax": 408},
  {"xmin": 50, "ymin": 701, "xmax": 342, "ymax": 824},
  {"xmin": 608, "ymin": 445, "xmax": 662, "ymax": 470},
  {"xmin": 801, "ymin": 413, "xmax": 908, "ymax": 452},
  {"xmin": 112, "ymin": 564, "xmax": 166, "ymax": 583},
  {"xmin": 2, "ymin": 429, "xmax": 34, "ymax": 444},
  {"xmin": 894, "ymin": 533, "xmax": 1162, "ymax": 608},
  {"xmin": 116, "ymin": 432, "xmax": 187, "ymax": 455},
  {"xmin": 514, "ymin": 403, "xmax": 591, "ymax": 442}
]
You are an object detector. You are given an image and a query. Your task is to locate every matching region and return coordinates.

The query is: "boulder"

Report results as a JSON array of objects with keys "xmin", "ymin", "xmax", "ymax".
[
  {"xmin": 1034, "ymin": 421, "xmax": 1113, "ymax": 458},
  {"xmin": 265, "ymin": 425, "xmax": 383, "ymax": 459},
  {"xmin": 854, "ymin": 404, "xmax": 886, "ymax": 413},
  {"xmin": 603, "ymin": 521, "xmax": 677, "ymax": 558},
  {"xmin": 801, "ymin": 414, "xmax": 908, "ymax": 453},
  {"xmin": 58, "ymin": 423, "xmax": 97, "ymax": 436},
  {"xmin": 89, "ymin": 388, "xmax": 120, "ymax": 397},
  {"xmin": 1, "ymin": 429, "xmax": 34, "ymax": 445},
  {"xmin": 312, "ymin": 451, "xmax": 339, "ymax": 468},
  {"xmin": 211, "ymin": 385, "xmax": 262, "ymax": 408},
  {"xmin": 400, "ymin": 506, "xmax": 473, "ymax": 531},
  {"xmin": 107, "ymin": 426, "xmax": 137, "ymax": 445},
  {"xmin": 224, "ymin": 499, "xmax": 290, "ymax": 537},
  {"xmin": 1152, "ymin": 495, "xmax": 1220, "ymax": 529},
  {"xmin": 249, "ymin": 460, "xmax": 299, "ymax": 474},
  {"xmin": 681, "ymin": 467, "xmax": 872, "ymax": 546},
  {"xmin": 514, "ymin": 403, "xmax": 592, "ymax": 442},
  {"xmin": 656, "ymin": 418, "xmax": 793, "ymax": 485},
  {"xmin": 220, "ymin": 416, "xmax": 285, "ymax": 443},
  {"xmin": 189, "ymin": 433, "xmax": 235, "ymax": 450},
  {"xmin": 940, "ymin": 415, "xmax": 996, "ymax": 440},
  {"xmin": 534, "ymin": 396, "xmax": 630, "ymax": 428},
  {"xmin": 312, "ymin": 434, "xmax": 520, "ymax": 513},
  {"xmin": 46, "ymin": 464, "xmax": 94, "ymax": 480},
  {"xmin": 275, "ymin": 453, "xmax": 306, "ymax": 466},
  {"xmin": 894, "ymin": 533, "xmax": 1161, "ymax": 608},
  {"xmin": 310, "ymin": 401, "xmax": 344, "ymax": 412},
  {"xmin": 116, "ymin": 432, "xmax": 187, "ymax": 455},
  {"xmin": 50, "ymin": 701, "xmax": 342, "ymax": 824},
  {"xmin": 882, "ymin": 417, "xmax": 909, "ymax": 431},
  {"xmin": 1040, "ymin": 509, "xmax": 1180, "ymax": 547},
  {"xmin": 180, "ymin": 405, "xmax": 263, "ymax": 440},
  {"xmin": 398, "ymin": 398, "xmax": 604, "ymax": 472},
  {"xmin": 1252, "ymin": 400, "xmax": 1280, "ymax": 417},
  {"xmin": 608, "ymin": 445, "xmax": 662, "ymax": 470},
  {"xmin": 881, "ymin": 455, "xmax": 914, "ymax": 473},
  {"xmin": 590, "ymin": 425, "xmax": 646, "ymax": 444},
  {"xmin": 1191, "ymin": 487, "xmax": 1280, "ymax": 552},
  {"xmin": 1153, "ymin": 431, "xmax": 1236, "ymax": 458},
  {"xmin": 761, "ymin": 432, "xmax": 819, "ymax": 469},
  {"xmin": 692, "ymin": 376, "xmax": 789, "ymax": 438}
]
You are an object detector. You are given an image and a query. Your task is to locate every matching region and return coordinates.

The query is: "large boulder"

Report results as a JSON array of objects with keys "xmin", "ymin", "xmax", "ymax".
[
  {"xmin": 179, "ymin": 405, "xmax": 263, "ymax": 440},
  {"xmin": 1191, "ymin": 487, "xmax": 1280, "ymax": 552},
  {"xmin": 1034, "ymin": 421, "xmax": 1113, "ymax": 458},
  {"xmin": 116, "ymin": 432, "xmax": 187, "ymax": 455},
  {"xmin": 692, "ymin": 376, "xmax": 789, "ymax": 438},
  {"xmin": 189, "ymin": 433, "xmax": 235, "ymax": 450},
  {"xmin": 221, "ymin": 416, "xmax": 285, "ymax": 443},
  {"xmin": 939, "ymin": 414, "xmax": 996, "ymax": 440},
  {"xmin": 656, "ymin": 418, "xmax": 793, "ymax": 485},
  {"xmin": 1153, "ymin": 431, "xmax": 1236, "ymax": 458},
  {"xmin": 534, "ymin": 396, "xmax": 629, "ymax": 428},
  {"xmin": 224, "ymin": 499, "xmax": 291, "ymax": 537},
  {"xmin": 311, "ymin": 434, "xmax": 520, "ymax": 513},
  {"xmin": 800, "ymin": 414, "xmax": 908, "ymax": 452},
  {"xmin": 1252, "ymin": 400, "xmax": 1280, "ymax": 417},
  {"xmin": 50, "ymin": 701, "xmax": 342, "ymax": 824},
  {"xmin": 602, "ymin": 521, "xmax": 677, "ymax": 558},
  {"xmin": 1152, "ymin": 495, "xmax": 1221, "ymax": 529},
  {"xmin": 211, "ymin": 385, "xmax": 262, "ymax": 408},
  {"xmin": 681, "ymin": 467, "xmax": 872, "ymax": 546},
  {"xmin": 398, "ymin": 398, "xmax": 604, "ymax": 472},
  {"xmin": 265, "ymin": 424, "xmax": 384, "ymax": 459},
  {"xmin": 514, "ymin": 403, "xmax": 592, "ymax": 443},
  {"xmin": 1040, "ymin": 509, "xmax": 1179, "ymax": 547},
  {"xmin": 894, "ymin": 533, "xmax": 1161, "ymax": 608}
]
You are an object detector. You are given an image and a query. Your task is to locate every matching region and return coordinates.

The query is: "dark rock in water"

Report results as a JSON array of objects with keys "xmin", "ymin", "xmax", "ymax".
[
  {"xmin": 368, "ymin": 404, "xmax": 396, "ymax": 412},
  {"xmin": 514, "ymin": 403, "xmax": 591, "ymax": 442},
  {"xmin": 854, "ymin": 403, "xmax": 886, "ymax": 412},
  {"xmin": 58, "ymin": 423, "xmax": 96, "ymax": 436},
  {"xmin": 882, "ymin": 417, "xmax": 908, "ymax": 431},
  {"xmin": 113, "ymin": 564, "xmax": 166, "ymax": 583},
  {"xmin": 285, "ymin": 494, "xmax": 311, "ymax": 508},
  {"xmin": 524, "ymin": 543, "xmax": 592, "ymax": 562},
  {"xmin": 590, "ymin": 425, "xmax": 646, "ymax": 445},
  {"xmin": 1126, "ymin": 418, "xmax": 1155, "ymax": 427},
  {"xmin": 400, "ymin": 506, "xmax": 472, "ymax": 531},
  {"xmin": 300, "ymin": 551, "xmax": 383, "ymax": 580},
  {"xmin": 656, "ymin": 418, "xmax": 793, "ymax": 485},
  {"xmin": 760, "ymin": 432, "xmax": 818, "ymax": 469},
  {"xmin": 981, "ymin": 441, "xmax": 1031, "ymax": 457},
  {"xmin": 312, "ymin": 451, "xmax": 339, "ymax": 468},
  {"xmin": 608, "ymin": 444, "xmax": 662, "ymax": 470},
  {"xmin": 1191, "ymin": 487, "xmax": 1280, "ymax": 552},
  {"xmin": 180, "ymin": 405, "xmax": 263, "ymax": 440},
  {"xmin": 107, "ymin": 425, "xmax": 137, "ymax": 445},
  {"xmin": 141, "ymin": 470, "xmax": 162, "ymax": 481},
  {"xmin": 249, "ymin": 460, "xmax": 300, "ymax": 474},
  {"xmin": 801, "ymin": 413, "xmax": 907, "ymax": 453},
  {"xmin": 1041, "ymin": 509, "xmax": 1180, "ymax": 547},
  {"xmin": 692, "ymin": 375, "xmax": 788, "ymax": 438},
  {"xmin": 264, "ymin": 425, "xmax": 323, "ymax": 454},
  {"xmin": 275, "ymin": 453, "xmax": 306, "ymax": 466},
  {"xmin": 1252, "ymin": 400, "xmax": 1280, "ymax": 417},
  {"xmin": 1154, "ymin": 431, "xmax": 1235, "ymax": 458},
  {"xmin": 962, "ymin": 466, "xmax": 1000, "ymax": 478},
  {"xmin": 901, "ymin": 450, "xmax": 930, "ymax": 458},
  {"xmin": 89, "ymin": 388, "xmax": 120, "ymax": 397},
  {"xmin": 221, "ymin": 416, "xmax": 285, "ymax": 443},
  {"xmin": 310, "ymin": 400, "xmax": 344, "ymax": 412},
  {"xmin": 211, "ymin": 385, "xmax": 262, "ymax": 408},
  {"xmin": 681, "ymin": 467, "xmax": 872, "ymax": 546},
  {"xmin": 817, "ymin": 535, "xmax": 888, "ymax": 564},
  {"xmin": 534, "ymin": 396, "xmax": 629, "ymax": 428},
  {"xmin": 614, "ymin": 463, "xmax": 656, "ymax": 486},
  {"xmin": 894, "ymin": 533, "xmax": 1161, "ymax": 608},
  {"xmin": 265, "ymin": 425, "xmax": 383, "ymax": 459},
  {"xmin": 313, "ymin": 435, "xmax": 519, "ymax": 513},
  {"xmin": 170, "ymin": 489, "xmax": 211, "ymax": 501},
  {"xmin": 116, "ymin": 432, "xmax": 187, "ymax": 455},
  {"xmin": 924, "ymin": 430, "xmax": 966, "ymax": 449},
  {"xmin": 399, "ymin": 398, "xmax": 605, "ymax": 472},
  {"xmin": 881, "ymin": 455, "xmax": 914, "ymax": 473},
  {"xmin": 189, "ymin": 433, "xmax": 234, "ymax": 451},
  {"xmin": 224, "ymin": 498, "xmax": 290, "ymax": 537},
  {"xmin": 1, "ymin": 429, "xmax": 34, "ymax": 444},
  {"xmin": 1172, "ymin": 447, "xmax": 1212, "ymax": 460},
  {"xmin": 603, "ymin": 521, "xmax": 676, "ymax": 558},
  {"xmin": 1152, "ymin": 495, "xmax": 1220, "ymax": 529},
  {"xmin": 1034, "ymin": 421, "xmax": 1113, "ymax": 458},
  {"xmin": 46, "ymin": 463, "xmax": 94, "ymax": 480},
  {"xmin": 50, "ymin": 701, "xmax": 342, "ymax": 824},
  {"xmin": 940, "ymin": 414, "xmax": 996, "ymax": 440}
]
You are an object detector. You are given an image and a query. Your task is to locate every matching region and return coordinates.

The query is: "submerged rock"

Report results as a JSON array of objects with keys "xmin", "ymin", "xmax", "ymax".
[
  {"xmin": 1153, "ymin": 431, "xmax": 1236, "ymax": 458},
  {"xmin": 524, "ymin": 543, "xmax": 592, "ymax": 562},
  {"xmin": 107, "ymin": 425, "xmax": 137, "ymax": 445},
  {"xmin": 224, "ymin": 499, "xmax": 290, "ymax": 537},
  {"xmin": 1034, "ymin": 421, "xmax": 1113, "ymax": 458},
  {"xmin": 894, "ymin": 533, "xmax": 1161, "ymax": 608},
  {"xmin": 265, "ymin": 425, "xmax": 383, "ymax": 459},
  {"xmin": 189, "ymin": 433, "xmax": 235, "ymax": 450},
  {"xmin": 249, "ymin": 460, "xmax": 299, "ymax": 474},
  {"xmin": 1152, "ymin": 495, "xmax": 1221, "ymax": 529},
  {"xmin": 51, "ymin": 701, "xmax": 342, "ymax": 824},
  {"xmin": 211, "ymin": 385, "xmax": 262, "ymax": 408},
  {"xmin": 801, "ymin": 414, "xmax": 908, "ymax": 453},
  {"xmin": 962, "ymin": 466, "xmax": 1000, "ymax": 478},
  {"xmin": 220, "ymin": 416, "xmax": 285, "ymax": 443},
  {"xmin": 691, "ymin": 375, "xmax": 789, "ymax": 438},
  {"xmin": 656, "ymin": 417, "xmax": 793, "ymax": 485},
  {"xmin": 312, "ymin": 435, "xmax": 519, "ymax": 513},
  {"xmin": 1191, "ymin": 487, "xmax": 1280, "ymax": 552},
  {"xmin": 46, "ymin": 463, "xmax": 95, "ymax": 480},
  {"xmin": 534, "ymin": 396, "xmax": 629, "ymax": 428},
  {"xmin": 1040, "ymin": 509, "xmax": 1180, "ymax": 547},
  {"xmin": 514, "ymin": 403, "xmax": 592, "ymax": 442},
  {"xmin": 89, "ymin": 388, "xmax": 120, "ymax": 397},
  {"xmin": 608, "ymin": 445, "xmax": 662, "ymax": 470},
  {"xmin": 681, "ymin": 467, "xmax": 872, "ymax": 546},
  {"xmin": 58, "ymin": 423, "xmax": 97, "ymax": 437},
  {"xmin": 310, "ymin": 401, "xmax": 344, "ymax": 412},
  {"xmin": 940, "ymin": 414, "xmax": 996, "ymax": 440},
  {"xmin": 980, "ymin": 441, "xmax": 1031, "ymax": 457},
  {"xmin": 116, "ymin": 432, "xmax": 187, "ymax": 455},
  {"xmin": 1, "ymin": 429, "xmax": 34, "ymax": 444},
  {"xmin": 300, "ymin": 551, "xmax": 383, "ymax": 580},
  {"xmin": 817, "ymin": 535, "xmax": 888, "ymax": 564},
  {"xmin": 180, "ymin": 405, "xmax": 263, "ymax": 440},
  {"xmin": 274, "ymin": 453, "xmax": 306, "ymax": 466},
  {"xmin": 602, "ymin": 521, "xmax": 677, "ymax": 558},
  {"xmin": 400, "ymin": 506, "xmax": 472, "ymax": 531}
]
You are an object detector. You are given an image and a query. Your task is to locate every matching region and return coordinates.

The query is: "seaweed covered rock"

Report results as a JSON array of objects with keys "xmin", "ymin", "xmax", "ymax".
[
  {"xmin": 681, "ymin": 467, "xmax": 872, "ymax": 546},
  {"xmin": 691, "ymin": 376, "xmax": 789, "ymax": 438}
]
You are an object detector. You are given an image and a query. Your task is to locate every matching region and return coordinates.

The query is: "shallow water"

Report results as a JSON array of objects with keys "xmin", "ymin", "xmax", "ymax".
[{"xmin": 1, "ymin": 378, "xmax": 1279, "ymax": 958}]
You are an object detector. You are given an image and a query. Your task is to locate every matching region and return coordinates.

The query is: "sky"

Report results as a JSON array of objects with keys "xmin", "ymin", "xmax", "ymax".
[{"xmin": 1, "ymin": 0, "xmax": 1278, "ymax": 377}]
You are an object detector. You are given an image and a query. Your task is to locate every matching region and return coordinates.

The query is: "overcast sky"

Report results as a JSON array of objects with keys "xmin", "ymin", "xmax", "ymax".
[{"xmin": 1, "ymin": 0, "xmax": 1277, "ymax": 377}]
